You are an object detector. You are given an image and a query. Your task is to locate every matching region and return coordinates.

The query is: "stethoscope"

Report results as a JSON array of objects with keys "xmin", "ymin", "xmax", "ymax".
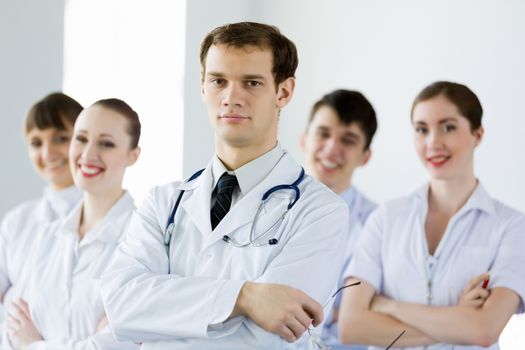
[{"xmin": 163, "ymin": 167, "xmax": 305, "ymax": 257}]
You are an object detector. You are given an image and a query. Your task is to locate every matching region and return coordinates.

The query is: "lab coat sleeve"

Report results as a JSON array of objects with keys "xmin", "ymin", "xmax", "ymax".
[
  {"xmin": 25, "ymin": 327, "xmax": 139, "ymax": 350},
  {"xmin": 101, "ymin": 186, "xmax": 246, "ymax": 342},
  {"xmin": 489, "ymin": 211, "xmax": 525, "ymax": 313},
  {"xmin": 343, "ymin": 206, "xmax": 385, "ymax": 292}
]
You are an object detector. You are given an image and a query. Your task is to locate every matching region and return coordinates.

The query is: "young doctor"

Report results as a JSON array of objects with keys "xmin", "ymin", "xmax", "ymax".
[
  {"xmin": 101, "ymin": 22, "xmax": 349, "ymax": 349},
  {"xmin": 4, "ymin": 99, "xmax": 141, "ymax": 350},
  {"xmin": 339, "ymin": 81, "xmax": 525, "ymax": 349},
  {"xmin": 0, "ymin": 93, "xmax": 83, "ymax": 338},
  {"xmin": 300, "ymin": 89, "xmax": 378, "ymax": 349}
]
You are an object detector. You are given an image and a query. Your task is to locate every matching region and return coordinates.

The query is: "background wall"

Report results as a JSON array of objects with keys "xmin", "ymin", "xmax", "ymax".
[
  {"xmin": 183, "ymin": 0, "xmax": 525, "ymax": 214},
  {"xmin": 0, "ymin": 0, "xmax": 65, "ymax": 216}
]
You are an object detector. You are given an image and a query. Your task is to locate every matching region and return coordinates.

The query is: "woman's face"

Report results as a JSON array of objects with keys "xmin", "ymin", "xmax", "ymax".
[
  {"xmin": 69, "ymin": 105, "xmax": 139, "ymax": 195},
  {"xmin": 26, "ymin": 123, "xmax": 74, "ymax": 190},
  {"xmin": 412, "ymin": 95, "xmax": 483, "ymax": 182}
]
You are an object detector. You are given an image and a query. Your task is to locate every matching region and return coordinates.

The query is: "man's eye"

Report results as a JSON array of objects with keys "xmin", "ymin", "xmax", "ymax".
[
  {"xmin": 342, "ymin": 139, "xmax": 356, "ymax": 146},
  {"xmin": 211, "ymin": 78, "xmax": 225, "ymax": 86},
  {"xmin": 246, "ymin": 81, "xmax": 262, "ymax": 87}
]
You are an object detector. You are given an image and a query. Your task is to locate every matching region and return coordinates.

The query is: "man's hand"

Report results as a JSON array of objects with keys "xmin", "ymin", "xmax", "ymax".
[
  {"xmin": 458, "ymin": 273, "xmax": 490, "ymax": 308},
  {"xmin": 7, "ymin": 299, "xmax": 43, "ymax": 350},
  {"xmin": 231, "ymin": 282, "xmax": 323, "ymax": 343}
]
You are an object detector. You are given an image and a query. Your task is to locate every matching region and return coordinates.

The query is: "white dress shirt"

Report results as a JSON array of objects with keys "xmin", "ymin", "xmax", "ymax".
[
  {"xmin": 101, "ymin": 149, "xmax": 349, "ymax": 349},
  {"xmin": 0, "ymin": 186, "xmax": 82, "ymax": 341},
  {"xmin": 345, "ymin": 182, "xmax": 525, "ymax": 350},
  {"xmin": 4, "ymin": 191, "xmax": 138, "ymax": 350}
]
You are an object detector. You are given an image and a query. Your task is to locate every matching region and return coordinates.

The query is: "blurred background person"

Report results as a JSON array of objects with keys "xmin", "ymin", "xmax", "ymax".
[
  {"xmin": 301, "ymin": 89, "xmax": 377, "ymax": 350},
  {"xmin": 0, "ymin": 93, "xmax": 83, "ymax": 342}
]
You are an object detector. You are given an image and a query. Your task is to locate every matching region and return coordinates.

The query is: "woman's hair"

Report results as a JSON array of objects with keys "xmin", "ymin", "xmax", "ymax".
[
  {"xmin": 92, "ymin": 98, "xmax": 141, "ymax": 149},
  {"xmin": 411, "ymin": 81, "xmax": 483, "ymax": 130},
  {"xmin": 25, "ymin": 92, "xmax": 83, "ymax": 133}
]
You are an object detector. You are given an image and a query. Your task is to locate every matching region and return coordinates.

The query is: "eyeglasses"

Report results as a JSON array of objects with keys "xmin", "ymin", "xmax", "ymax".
[{"xmin": 306, "ymin": 281, "xmax": 405, "ymax": 350}]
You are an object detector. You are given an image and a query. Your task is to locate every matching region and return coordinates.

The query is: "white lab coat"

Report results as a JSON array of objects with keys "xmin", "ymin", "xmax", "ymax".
[
  {"xmin": 3, "ymin": 191, "xmax": 138, "ymax": 350},
  {"xmin": 346, "ymin": 182, "xmax": 525, "ymax": 350},
  {"xmin": 101, "ymin": 151, "xmax": 349, "ymax": 349},
  {"xmin": 0, "ymin": 186, "xmax": 82, "ymax": 343}
]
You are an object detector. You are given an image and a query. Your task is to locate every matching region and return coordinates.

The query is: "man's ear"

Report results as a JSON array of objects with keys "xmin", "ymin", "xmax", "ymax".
[
  {"xmin": 276, "ymin": 77, "xmax": 295, "ymax": 109},
  {"xmin": 299, "ymin": 131, "xmax": 307, "ymax": 151},
  {"xmin": 359, "ymin": 148, "xmax": 372, "ymax": 166},
  {"xmin": 200, "ymin": 79, "xmax": 206, "ymax": 102}
]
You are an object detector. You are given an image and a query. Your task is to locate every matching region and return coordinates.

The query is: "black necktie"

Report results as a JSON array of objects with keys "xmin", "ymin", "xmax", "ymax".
[{"xmin": 210, "ymin": 173, "xmax": 238, "ymax": 230}]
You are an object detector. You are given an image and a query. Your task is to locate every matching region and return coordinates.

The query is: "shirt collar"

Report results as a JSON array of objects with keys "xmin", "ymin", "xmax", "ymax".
[
  {"xmin": 58, "ymin": 191, "xmax": 135, "ymax": 244},
  {"xmin": 415, "ymin": 181, "xmax": 496, "ymax": 217},
  {"xmin": 41, "ymin": 185, "xmax": 82, "ymax": 219},
  {"xmin": 339, "ymin": 186, "xmax": 357, "ymax": 211},
  {"xmin": 211, "ymin": 143, "xmax": 285, "ymax": 195}
]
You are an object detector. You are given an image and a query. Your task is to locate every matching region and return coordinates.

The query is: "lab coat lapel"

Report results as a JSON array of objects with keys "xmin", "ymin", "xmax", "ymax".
[
  {"xmin": 203, "ymin": 152, "xmax": 301, "ymax": 249},
  {"xmin": 179, "ymin": 164, "xmax": 214, "ymax": 237}
]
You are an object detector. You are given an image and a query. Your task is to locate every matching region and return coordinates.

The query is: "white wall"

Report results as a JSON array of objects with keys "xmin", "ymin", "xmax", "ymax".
[
  {"xmin": 0, "ymin": 0, "xmax": 65, "ymax": 218},
  {"xmin": 63, "ymin": 0, "xmax": 186, "ymax": 203},
  {"xmin": 183, "ymin": 0, "xmax": 525, "ymax": 213}
]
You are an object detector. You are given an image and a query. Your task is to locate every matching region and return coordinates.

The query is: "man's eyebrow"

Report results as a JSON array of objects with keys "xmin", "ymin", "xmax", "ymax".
[
  {"xmin": 206, "ymin": 71, "xmax": 224, "ymax": 77},
  {"xmin": 343, "ymin": 131, "xmax": 360, "ymax": 139},
  {"xmin": 243, "ymin": 74, "xmax": 266, "ymax": 81}
]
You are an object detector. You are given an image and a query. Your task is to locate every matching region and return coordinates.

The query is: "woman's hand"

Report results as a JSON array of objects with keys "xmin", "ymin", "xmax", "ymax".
[
  {"xmin": 6, "ymin": 299, "xmax": 43, "ymax": 350},
  {"xmin": 458, "ymin": 273, "xmax": 490, "ymax": 308}
]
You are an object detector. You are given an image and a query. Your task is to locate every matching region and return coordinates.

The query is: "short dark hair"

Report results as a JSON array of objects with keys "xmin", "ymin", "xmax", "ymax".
[
  {"xmin": 411, "ymin": 81, "xmax": 483, "ymax": 130},
  {"xmin": 200, "ymin": 22, "xmax": 298, "ymax": 87},
  {"xmin": 307, "ymin": 89, "xmax": 377, "ymax": 150},
  {"xmin": 92, "ymin": 98, "xmax": 141, "ymax": 149},
  {"xmin": 25, "ymin": 92, "xmax": 83, "ymax": 134}
]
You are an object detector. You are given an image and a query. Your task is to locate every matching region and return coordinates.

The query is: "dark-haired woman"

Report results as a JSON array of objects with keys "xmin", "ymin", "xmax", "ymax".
[
  {"xmin": 339, "ymin": 81, "xmax": 525, "ymax": 349},
  {"xmin": 0, "ymin": 93, "xmax": 83, "ymax": 339},
  {"xmin": 4, "ymin": 99, "xmax": 141, "ymax": 350}
]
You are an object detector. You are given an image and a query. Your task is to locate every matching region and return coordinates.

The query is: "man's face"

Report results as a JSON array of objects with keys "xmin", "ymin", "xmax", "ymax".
[
  {"xmin": 301, "ymin": 105, "xmax": 371, "ymax": 193},
  {"xmin": 201, "ymin": 44, "xmax": 293, "ymax": 151}
]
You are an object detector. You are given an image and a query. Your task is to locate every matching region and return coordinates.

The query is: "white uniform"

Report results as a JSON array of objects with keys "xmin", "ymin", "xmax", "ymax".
[
  {"xmin": 3, "ymin": 192, "xmax": 138, "ymax": 350},
  {"xmin": 101, "ymin": 149, "xmax": 349, "ymax": 349},
  {"xmin": 345, "ymin": 182, "xmax": 525, "ymax": 350},
  {"xmin": 322, "ymin": 187, "xmax": 376, "ymax": 350},
  {"xmin": 0, "ymin": 186, "xmax": 82, "ymax": 341}
]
